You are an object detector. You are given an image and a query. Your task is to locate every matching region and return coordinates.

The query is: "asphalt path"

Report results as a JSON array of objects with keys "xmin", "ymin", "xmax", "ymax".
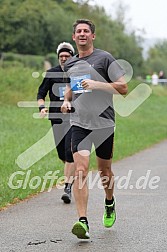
[{"xmin": 0, "ymin": 140, "xmax": 167, "ymax": 252}]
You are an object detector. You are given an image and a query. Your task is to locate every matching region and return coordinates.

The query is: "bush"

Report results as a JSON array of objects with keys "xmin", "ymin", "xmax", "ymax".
[
  {"xmin": 2, "ymin": 60, "xmax": 24, "ymax": 68},
  {"xmin": 45, "ymin": 52, "xmax": 58, "ymax": 67},
  {"xmin": 2, "ymin": 52, "xmax": 45, "ymax": 70}
]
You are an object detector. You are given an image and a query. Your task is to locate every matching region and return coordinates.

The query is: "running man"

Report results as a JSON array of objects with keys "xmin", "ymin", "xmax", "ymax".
[
  {"xmin": 37, "ymin": 42, "xmax": 75, "ymax": 203},
  {"xmin": 61, "ymin": 19, "xmax": 128, "ymax": 238}
]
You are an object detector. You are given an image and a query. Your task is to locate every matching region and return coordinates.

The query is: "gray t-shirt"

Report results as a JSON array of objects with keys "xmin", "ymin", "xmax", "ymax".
[{"xmin": 64, "ymin": 48, "xmax": 125, "ymax": 130}]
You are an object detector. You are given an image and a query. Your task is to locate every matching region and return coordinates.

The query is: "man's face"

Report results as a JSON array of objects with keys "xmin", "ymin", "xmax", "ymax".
[
  {"xmin": 59, "ymin": 52, "xmax": 72, "ymax": 68},
  {"xmin": 72, "ymin": 23, "xmax": 95, "ymax": 48}
]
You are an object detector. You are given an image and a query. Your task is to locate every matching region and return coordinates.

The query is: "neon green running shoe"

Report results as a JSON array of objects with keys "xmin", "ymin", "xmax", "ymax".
[
  {"xmin": 103, "ymin": 197, "xmax": 116, "ymax": 228},
  {"xmin": 72, "ymin": 221, "xmax": 90, "ymax": 239}
]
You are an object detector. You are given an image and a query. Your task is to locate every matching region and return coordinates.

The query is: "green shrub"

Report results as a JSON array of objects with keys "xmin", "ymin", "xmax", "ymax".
[
  {"xmin": 3, "ymin": 52, "xmax": 45, "ymax": 70},
  {"xmin": 2, "ymin": 60, "xmax": 24, "ymax": 68},
  {"xmin": 45, "ymin": 52, "xmax": 58, "ymax": 66}
]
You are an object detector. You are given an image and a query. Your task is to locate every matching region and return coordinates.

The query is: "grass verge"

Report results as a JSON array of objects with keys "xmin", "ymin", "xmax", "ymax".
[{"xmin": 0, "ymin": 69, "xmax": 167, "ymax": 209}]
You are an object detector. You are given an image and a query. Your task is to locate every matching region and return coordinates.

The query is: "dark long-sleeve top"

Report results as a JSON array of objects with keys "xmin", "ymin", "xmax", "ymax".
[{"xmin": 37, "ymin": 65, "xmax": 69, "ymax": 122}]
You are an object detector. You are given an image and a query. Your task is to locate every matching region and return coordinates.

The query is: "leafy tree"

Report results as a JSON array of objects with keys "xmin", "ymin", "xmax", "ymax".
[
  {"xmin": 0, "ymin": 0, "xmax": 75, "ymax": 54},
  {"xmin": 144, "ymin": 40, "xmax": 167, "ymax": 77},
  {"xmin": 0, "ymin": 0, "xmax": 144, "ymax": 76}
]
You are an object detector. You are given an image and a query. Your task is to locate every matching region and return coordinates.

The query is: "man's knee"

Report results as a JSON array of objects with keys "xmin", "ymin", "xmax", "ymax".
[
  {"xmin": 75, "ymin": 166, "xmax": 88, "ymax": 179},
  {"xmin": 98, "ymin": 166, "xmax": 113, "ymax": 177}
]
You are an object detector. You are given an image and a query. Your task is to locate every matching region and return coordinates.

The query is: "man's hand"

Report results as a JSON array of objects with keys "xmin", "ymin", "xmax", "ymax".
[
  {"xmin": 81, "ymin": 76, "xmax": 128, "ymax": 95},
  {"xmin": 61, "ymin": 101, "xmax": 71, "ymax": 113},
  {"xmin": 40, "ymin": 107, "xmax": 48, "ymax": 118},
  {"xmin": 81, "ymin": 79, "xmax": 96, "ymax": 90}
]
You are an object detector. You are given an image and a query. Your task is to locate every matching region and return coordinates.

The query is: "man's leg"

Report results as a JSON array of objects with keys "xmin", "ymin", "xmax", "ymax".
[
  {"xmin": 61, "ymin": 162, "xmax": 75, "ymax": 204},
  {"xmin": 61, "ymin": 126, "xmax": 75, "ymax": 203},
  {"xmin": 64, "ymin": 162, "xmax": 75, "ymax": 184},
  {"xmin": 51, "ymin": 121, "xmax": 66, "ymax": 161},
  {"xmin": 95, "ymin": 128, "xmax": 116, "ymax": 228},
  {"xmin": 51, "ymin": 122, "xmax": 74, "ymax": 203},
  {"xmin": 97, "ymin": 157, "xmax": 114, "ymax": 200},
  {"xmin": 71, "ymin": 126, "xmax": 91, "ymax": 239},
  {"xmin": 71, "ymin": 151, "xmax": 90, "ymax": 239},
  {"xmin": 97, "ymin": 157, "xmax": 116, "ymax": 228},
  {"xmin": 73, "ymin": 151, "xmax": 89, "ymax": 217}
]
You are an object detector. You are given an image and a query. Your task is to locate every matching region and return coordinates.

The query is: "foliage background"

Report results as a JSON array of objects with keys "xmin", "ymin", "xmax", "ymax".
[
  {"xmin": 1, "ymin": 0, "xmax": 167, "ymax": 76},
  {"xmin": 0, "ymin": 0, "xmax": 145, "ymax": 76},
  {"xmin": 0, "ymin": 0, "xmax": 167, "ymax": 208}
]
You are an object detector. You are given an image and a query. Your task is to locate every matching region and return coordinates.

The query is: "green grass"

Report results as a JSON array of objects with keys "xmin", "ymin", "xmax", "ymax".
[
  {"xmin": 0, "ymin": 66, "xmax": 167, "ymax": 209},
  {"xmin": 0, "ymin": 105, "xmax": 64, "ymax": 208}
]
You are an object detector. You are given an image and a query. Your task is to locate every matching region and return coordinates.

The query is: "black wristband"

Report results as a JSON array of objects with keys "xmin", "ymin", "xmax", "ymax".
[{"xmin": 39, "ymin": 105, "xmax": 45, "ymax": 112}]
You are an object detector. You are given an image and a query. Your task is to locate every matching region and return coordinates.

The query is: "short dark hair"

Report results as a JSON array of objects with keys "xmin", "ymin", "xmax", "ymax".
[{"xmin": 73, "ymin": 19, "xmax": 95, "ymax": 34}]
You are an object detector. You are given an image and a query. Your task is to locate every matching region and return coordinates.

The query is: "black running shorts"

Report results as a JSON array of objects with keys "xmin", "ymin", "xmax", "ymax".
[
  {"xmin": 51, "ymin": 121, "xmax": 73, "ymax": 163},
  {"xmin": 71, "ymin": 125, "xmax": 114, "ymax": 160}
]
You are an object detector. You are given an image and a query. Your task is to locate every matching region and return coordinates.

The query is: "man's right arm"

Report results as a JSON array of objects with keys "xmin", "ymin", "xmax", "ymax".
[
  {"xmin": 37, "ymin": 99, "xmax": 48, "ymax": 118},
  {"xmin": 37, "ymin": 74, "xmax": 50, "ymax": 118},
  {"xmin": 61, "ymin": 84, "xmax": 72, "ymax": 113}
]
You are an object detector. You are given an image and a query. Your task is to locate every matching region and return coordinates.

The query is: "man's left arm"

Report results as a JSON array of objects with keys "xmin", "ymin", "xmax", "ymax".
[{"xmin": 81, "ymin": 75, "xmax": 128, "ymax": 95}]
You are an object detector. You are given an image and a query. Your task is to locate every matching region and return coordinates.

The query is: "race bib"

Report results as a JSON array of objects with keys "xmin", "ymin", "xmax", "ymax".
[
  {"xmin": 70, "ymin": 74, "xmax": 92, "ymax": 94},
  {"xmin": 59, "ymin": 86, "xmax": 66, "ymax": 100}
]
